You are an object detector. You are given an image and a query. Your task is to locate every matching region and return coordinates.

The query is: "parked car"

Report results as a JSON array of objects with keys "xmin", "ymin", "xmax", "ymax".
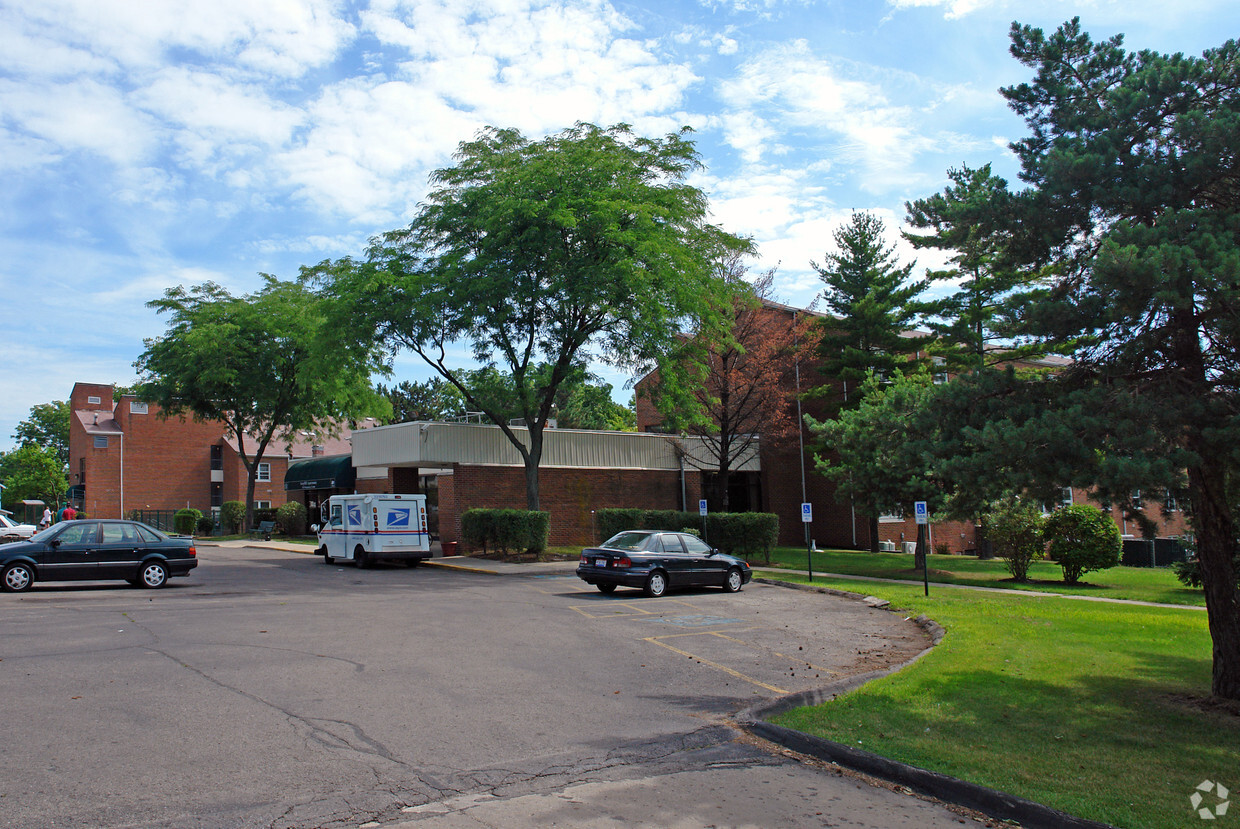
[
  {"xmin": 576, "ymin": 530, "xmax": 753, "ymax": 597},
  {"xmin": 0, "ymin": 519, "xmax": 198, "ymax": 593},
  {"xmin": 0, "ymin": 514, "xmax": 36, "ymax": 542}
]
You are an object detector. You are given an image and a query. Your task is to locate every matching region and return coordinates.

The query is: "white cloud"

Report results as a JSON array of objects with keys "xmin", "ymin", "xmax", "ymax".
[
  {"xmin": 0, "ymin": 77, "xmax": 160, "ymax": 165},
  {"xmin": 2, "ymin": 0, "xmax": 354, "ymax": 78},
  {"xmin": 886, "ymin": 0, "xmax": 997, "ymax": 19}
]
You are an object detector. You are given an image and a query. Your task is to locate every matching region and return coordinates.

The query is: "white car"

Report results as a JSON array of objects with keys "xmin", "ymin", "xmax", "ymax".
[{"xmin": 0, "ymin": 514, "xmax": 37, "ymax": 542}]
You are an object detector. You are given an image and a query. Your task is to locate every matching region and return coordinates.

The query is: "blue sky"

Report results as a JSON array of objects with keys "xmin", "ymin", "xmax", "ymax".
[{"xmin": 3, "ymin": 0, "xmax": 1237, "ymax": 448}]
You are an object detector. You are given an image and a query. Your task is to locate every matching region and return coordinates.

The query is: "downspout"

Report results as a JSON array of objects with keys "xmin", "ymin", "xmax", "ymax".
[
  {"xmin": 119, "ymin": 431, "xmax": 124, "ymax": 518},
  {"xmin": 679, "ymin": 448, "xmax": 687, "ymax": 513}
]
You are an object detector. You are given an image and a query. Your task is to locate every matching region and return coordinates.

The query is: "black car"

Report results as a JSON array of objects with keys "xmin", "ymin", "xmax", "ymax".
[
  {"xmin": 576, "ymin": 530, "xmax": 753, "ymax": 597},
  {"xmin": 0, "ymin": 519, "xmax": 198, "ymax": 592}
]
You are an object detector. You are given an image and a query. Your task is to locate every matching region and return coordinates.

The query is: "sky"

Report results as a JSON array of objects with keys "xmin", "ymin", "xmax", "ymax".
[{"xmin": 2, "ymin": 0, "xmax": 1238, "ymax": 449}]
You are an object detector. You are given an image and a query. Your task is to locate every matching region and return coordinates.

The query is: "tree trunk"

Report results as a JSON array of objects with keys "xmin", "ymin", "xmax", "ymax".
[
  {"xmin": 869, "ymin": 515, "xmax": 879, "ymax": 554},
  {"xmin": 244, "ymin": 471, "xmax": 257, "ymax": 534},
  {"xmin": 1187, "ymin": 458, "xmax": 1240, "ymax": 700},
  {"xmin": 1172, "ymin": 308, "xmax": 1240, "ymax": 700},
  {"xmin": 523, "ymin": 426, "xmax": 543, "ymax": 511}
]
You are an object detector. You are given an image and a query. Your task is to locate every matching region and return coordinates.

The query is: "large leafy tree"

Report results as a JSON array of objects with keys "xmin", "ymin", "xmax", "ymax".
[
  {"xmin": 902, "ymin": 20, "xmax": 1240, "ymax": 699},
  {"xmin": 0, "ymin": 444, "xmax": 67, "ymax": 509},
  {"xmin": 379, "ymin": 368, "xmax": 635, "ymax": 431},
  {"xmin": 13, "ymin": 401, "xmax": 70, "ymax": 467},
  {"xmin": 806, "ymin": 371, "xmax": 941, "ymax": 528},
  {"xmin": 321, "ymin": 122, "xmax": 748, "ymax": 509},
  {"xmin": 135, "ymin": 277, "xmax": 390, "ymax": 531},
  {"xmin": 377, "ymin": 378, "xmax": 467, "ymax": 423},
  {"xmin": 645, "ymin": 254, "xmax": 818, "ymax": 510},
  {"xmin": 813, "ymin": 211, "xmax": 929, "ymax": 403}
]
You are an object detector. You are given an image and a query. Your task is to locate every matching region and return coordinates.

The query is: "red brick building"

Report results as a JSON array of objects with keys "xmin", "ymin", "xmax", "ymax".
[
  {"xmin": 67, "ymin": 382, "xmax": 383, "ymax": 522},
  {"xmin": 634, "ymin": 301, "xmax": 1191, "ymax": 553},
  {"xmin": 350, "ymin": 422, "xmax": 730, "ymax": 547}
]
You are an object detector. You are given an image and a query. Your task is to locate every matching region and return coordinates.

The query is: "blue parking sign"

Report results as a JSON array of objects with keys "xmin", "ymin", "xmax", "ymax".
[
  {"xmin": 914, "ymin": 501, "xmax": 928, "ymax": 525},
  {"xmin": 801, "ymin": 503, "xmax": 812, "ymax": 523}
]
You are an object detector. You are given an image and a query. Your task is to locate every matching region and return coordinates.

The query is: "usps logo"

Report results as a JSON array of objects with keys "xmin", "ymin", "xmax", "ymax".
[
  {"xmin": 387, "ymin": 508, "xmax": 411, "ymax": 528},
  {"xmin": 347, "ymin": 506, "xmax": 364, "ymax": 527}
]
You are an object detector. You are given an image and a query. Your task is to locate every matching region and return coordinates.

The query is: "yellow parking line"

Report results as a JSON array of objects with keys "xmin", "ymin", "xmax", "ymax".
[{"xmin": 642, "ymin": 635, "xmax": 789, "ymax": 695}]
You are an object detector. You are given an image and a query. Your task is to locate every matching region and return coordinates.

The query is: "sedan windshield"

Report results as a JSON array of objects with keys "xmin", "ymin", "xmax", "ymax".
[{"xmin": 602, "ymin": 532, "xmax": 653, "ymax": 552}]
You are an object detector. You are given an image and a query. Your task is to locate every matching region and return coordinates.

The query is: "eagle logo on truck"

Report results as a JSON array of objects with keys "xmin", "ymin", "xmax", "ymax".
[
  {"xmin": 347, "ymin": 506, "xmax": 364, "ymax": 527},
  {"xmin": 387, "ymin": 509, "xmax": 410, "ymax": 528}
]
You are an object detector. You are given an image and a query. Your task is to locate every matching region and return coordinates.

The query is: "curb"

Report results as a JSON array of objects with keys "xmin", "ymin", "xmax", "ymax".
[
  {"xmin": 423, "ymin": 559, "xmax": 502, "ymax": 576},
  {"xmin": 739, "ymin": 578, "xmax": 1117, "ymax": 829}
]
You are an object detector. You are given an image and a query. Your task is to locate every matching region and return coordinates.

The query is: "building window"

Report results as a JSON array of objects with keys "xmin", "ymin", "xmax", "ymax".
[
  {"xmin": 210, "ymin": 445, "xmax": 223, "ymax": 471},
  {"xmin": 93, "ymin": 436, "xmax": 108, "ymax": 449},
  {"xmin": 130, "ymin": 401, "xmax": 148, "ymax": 414},
  {"xmin": 254, "ymin": 500, "xmax": 271, "ymax": 510},
  {"xmin": 1042, "ymin": 487, "xmax": 1073, "ymax": 514},
  {"xmin": 878, "ymin": 511, "xmax": 904, "ymax": 523},
  {"xmin": 1131, "ymin": 490, "xmax": 1143, "ymax": 511},
  {"xmin": 1165, "ymin": 490, "xmax": 1179, "ymax": 512},
  {"xmin": 210, "ymin": 483, "xmax": 223, "ymax": 508},
  {"xmin": 87, "ymin": 395, "xmax": 101, "ymax": 404},
  {"xmin": 256, "ymin": 463, "xmax": 270, "ymax": 482}
]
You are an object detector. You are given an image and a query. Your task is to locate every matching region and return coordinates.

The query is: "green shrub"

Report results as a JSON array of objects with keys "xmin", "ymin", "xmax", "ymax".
[
  {"xmin": 276, "ymin": 501, "xmax": 307, "ymax": 536},
  {"xmin": 595, "ymin": 508, "xmax": 694, "ymax": 540},
  {"xmin": 981, "ymin": 497, "xmax": 1044, "ymax": 582},
  {"xmin": 220, "ymin": 501, "xmax": 246, "ymax": 534},
  {"xmin": 173, "ymin": 507, "xmax": 202, "ymax": 535},
  {"xmin": 196, "ymin": 515, "xmax": 215, "ymax": 535},
  {"xmin": 461, "ymin": 509, "xmax": 549, "ymax": 556},
  {"xmin": 1044, "ymin": 504, "xmax": 1122, "ymax": 584},
  {"xmin": 705, "ymin": 512, "xmax": 780, "ymax": 563}
]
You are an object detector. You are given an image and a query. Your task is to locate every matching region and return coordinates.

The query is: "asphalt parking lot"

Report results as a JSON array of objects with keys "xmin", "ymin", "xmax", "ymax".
[{"xmin": 0, "ymin": 544, "xmax": 974, "ymax": 828}]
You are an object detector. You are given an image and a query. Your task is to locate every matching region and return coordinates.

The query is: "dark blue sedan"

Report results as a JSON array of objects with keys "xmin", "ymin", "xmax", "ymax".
[
  {"xmin": 576, "ymin": 530, "xmax": 753, "ymax": 597},
  {"xmin": 0, "ymin": 520, "xmax": 198, "ymax": 592}
]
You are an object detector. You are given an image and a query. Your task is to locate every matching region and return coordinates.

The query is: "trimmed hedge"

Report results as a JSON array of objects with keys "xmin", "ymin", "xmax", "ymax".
[
  {"xmin": 173, "ymin": 507, "xmax": 202, "ymax": 536},
  {"xmin": 461, "ymin": 509, "xmax": 550, "ymax": 556},
  {"xmin": 276, "ymin": 501, "xmax": 307, "ymax": 536},
  {"xmin": 595, "ymin": 509, "xmax": 779, "ymax": 563},
  {"xmin": 220, "ymin": 501, "xmax": 246, "ymax": 534}
]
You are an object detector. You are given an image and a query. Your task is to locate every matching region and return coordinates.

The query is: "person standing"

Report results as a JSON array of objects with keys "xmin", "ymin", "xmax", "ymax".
[
  {"xmin": 62, "ymin": 503, "xmax": 77, "ymax": 521},
  {"xmin": 39, "ymin": 506, "xmax": 52, "ymax": 530}
]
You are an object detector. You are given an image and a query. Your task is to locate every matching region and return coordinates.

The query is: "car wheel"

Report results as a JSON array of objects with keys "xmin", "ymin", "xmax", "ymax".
[
  {"xmin": 355, "ymin": 546, "xmax": 370, "ymax": 569},
  {"xmin": 138, "ymin": 560, "xmax": 169, "ymax": 589},
  {"xmin": 318, "ymin": 546, "xmax": 334, "ymax": 565},
  {"xmin": 2, "ymin": 562, "xmax": 34, "ymax": 592},
  {"xmin": 644, "ymin": 570, "xmax": 668, "ymax": 598},
  {"xmin": 723, "ymin": 567, "xmax": 744, "ymax": 593},
  {"xmin": 597, "ymin": 583, "xmax": 616, "ymax": 594}
]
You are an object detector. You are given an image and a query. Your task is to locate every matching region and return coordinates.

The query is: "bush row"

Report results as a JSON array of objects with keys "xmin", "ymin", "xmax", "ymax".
[
  {"xmin": 982, "ymin": 500, "xmax": 1122, "ymax": 583},
  {"xmin": 461, "ymin": 509, "xmax": 550, "ymax": 556},
  {"xmin": 595, "ymin": 509, "xmax": 779, "ymax": 563}
]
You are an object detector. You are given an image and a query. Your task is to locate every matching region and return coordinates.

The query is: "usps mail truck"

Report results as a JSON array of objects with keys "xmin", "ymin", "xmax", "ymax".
[{"xmin": 316, "ymin": 493, "xmax": 430, "ymax": 568}]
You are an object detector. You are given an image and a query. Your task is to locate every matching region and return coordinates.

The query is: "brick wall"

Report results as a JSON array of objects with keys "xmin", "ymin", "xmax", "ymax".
[{"xmin": 440, "ymin": 464, "xmax": 695, "ymax": 548}]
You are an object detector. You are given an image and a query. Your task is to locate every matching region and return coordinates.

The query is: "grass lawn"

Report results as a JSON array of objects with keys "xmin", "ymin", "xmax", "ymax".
[
  {"xmin": 761, "ymin": 572, "xmax": 1234, "ymax": 829},
  {"xmin": 759, "ymin": 547, "xmax": 1206, "ymax": 607}
]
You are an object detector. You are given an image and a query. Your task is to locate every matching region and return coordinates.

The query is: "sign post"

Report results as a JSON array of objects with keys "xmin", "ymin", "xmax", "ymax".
[
  {"xmin": 914, "ymin": 501, "xmax": 929, "ymax": 596},
  {"xmin": 699, "ymin": 499, "xmax": 708, "ymax": 544},
  {"xmin": 801, "ymin": 503, "xmax": 813, "ymax": 582}
]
